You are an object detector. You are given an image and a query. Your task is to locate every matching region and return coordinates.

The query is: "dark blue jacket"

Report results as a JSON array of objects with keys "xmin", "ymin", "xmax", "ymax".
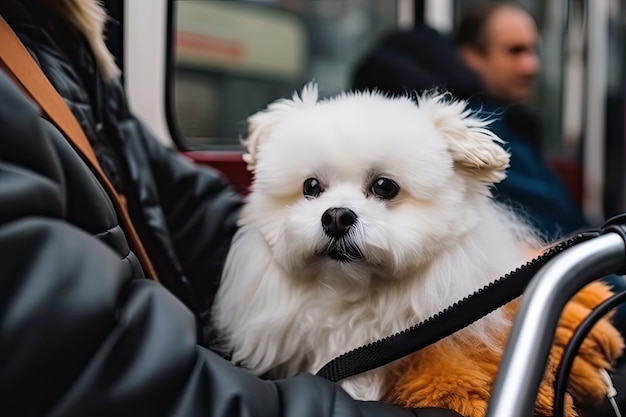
[{"xmin": 468, "ymin": 98, "xmax": 588, "ymax": 240}]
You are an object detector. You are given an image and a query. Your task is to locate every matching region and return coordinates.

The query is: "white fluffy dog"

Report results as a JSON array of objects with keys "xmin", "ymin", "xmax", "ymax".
[{"xmin": 212, "ymin": 84, "xmax": 538, "ymax": 401}]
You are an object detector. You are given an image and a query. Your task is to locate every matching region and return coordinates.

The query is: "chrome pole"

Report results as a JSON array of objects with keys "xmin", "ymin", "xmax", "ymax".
[
  {"xmin": 582, "ymin": 0, "xmax": 609, "ymax": 223},
  {"xmin": 485, "ymin": 232, "xmax": 626, "ymax": 417}
]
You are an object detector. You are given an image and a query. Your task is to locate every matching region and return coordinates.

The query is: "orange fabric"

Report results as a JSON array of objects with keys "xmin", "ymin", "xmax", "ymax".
[
  {"xmin": 0, "ymin": 15, "xmax": 159, "ymax": 282},
  {"xmin": 386, "ymin": 282, "xmax": 624, "ymax": 417}
]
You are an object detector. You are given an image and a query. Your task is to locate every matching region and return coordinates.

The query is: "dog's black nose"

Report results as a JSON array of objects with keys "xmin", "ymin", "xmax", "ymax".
[{"xmin": 321, "ymin": 207, "xmax": 357, "ymax": 238}]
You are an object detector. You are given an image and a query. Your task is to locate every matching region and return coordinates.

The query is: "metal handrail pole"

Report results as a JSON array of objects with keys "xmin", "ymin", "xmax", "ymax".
[{"xmin": 485, "ymin": 232, "xmax": 626, "ymax": 417}]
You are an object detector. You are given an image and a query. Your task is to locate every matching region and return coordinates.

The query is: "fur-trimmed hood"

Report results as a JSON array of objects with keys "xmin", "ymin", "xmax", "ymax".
[
  {"xmin": 47, "ymin": 0, "xmax": 120, "ymax": 80},
  {"xmin": 1, "ymin": 0, "xmax": 120, "ymax": 80}
]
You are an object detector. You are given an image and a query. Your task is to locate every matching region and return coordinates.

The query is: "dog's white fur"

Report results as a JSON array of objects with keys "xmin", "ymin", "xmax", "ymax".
[{"xmin": 213, "ymin": 84, "xmax": 541, "ymax": 400}]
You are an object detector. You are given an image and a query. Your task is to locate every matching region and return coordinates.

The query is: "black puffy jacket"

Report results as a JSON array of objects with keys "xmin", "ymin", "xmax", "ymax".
[
  {"xmin": 0, "ymin": 0, "xmax": 243, "ymax": 342},
  {"xmin": 0, "ymin": 2, "xmax": 462, "ymax": 417}
]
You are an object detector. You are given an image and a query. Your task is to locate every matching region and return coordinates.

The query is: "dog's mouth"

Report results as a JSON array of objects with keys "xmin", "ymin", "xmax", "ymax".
[{"xmin": 324, "ymin": 238, "xmax": 363, "ymax": 263}]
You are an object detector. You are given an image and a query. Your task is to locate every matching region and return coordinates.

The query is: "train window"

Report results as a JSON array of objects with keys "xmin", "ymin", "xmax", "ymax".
[{"xmin": 169, "ymin": 0, "xmax": 398, "ymax": 149}]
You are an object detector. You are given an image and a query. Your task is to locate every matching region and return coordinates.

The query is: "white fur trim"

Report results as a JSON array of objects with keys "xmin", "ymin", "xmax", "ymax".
[{"xmin": 53, "ymin": 0, "xmax": 120, "ymax": 81}]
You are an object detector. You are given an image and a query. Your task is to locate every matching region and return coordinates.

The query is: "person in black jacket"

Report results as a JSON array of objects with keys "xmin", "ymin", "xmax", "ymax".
[{"xmin": 0, "ymin": 0, "xmax": 461, "ymax": 416}]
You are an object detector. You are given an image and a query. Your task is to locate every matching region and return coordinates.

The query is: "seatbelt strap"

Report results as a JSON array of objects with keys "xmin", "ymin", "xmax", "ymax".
[{"xmin": 0, "ymin": 16, "xmax": 159, "ymax": 282}]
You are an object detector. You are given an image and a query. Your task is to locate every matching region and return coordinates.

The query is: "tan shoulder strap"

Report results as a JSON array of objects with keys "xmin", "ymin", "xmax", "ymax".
[{"xmin": 0, "ymin": 15, "xmax": 159, "ymax": 282}]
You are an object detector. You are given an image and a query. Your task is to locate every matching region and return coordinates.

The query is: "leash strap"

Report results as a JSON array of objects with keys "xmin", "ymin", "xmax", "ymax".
[
  {"xmin": 316, "ymin": 230, "xmax": 601, "ymax": 382},
  {"xmin": 0, "ymin": 15, "xmax": 159, "ymax": 282}
]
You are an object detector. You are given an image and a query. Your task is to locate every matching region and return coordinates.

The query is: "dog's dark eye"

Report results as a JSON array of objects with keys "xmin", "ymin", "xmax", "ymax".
[
  {"xmin": 303, "ymin": 177, "xmax": 323, "ymax": 198},
  {"xmin": 371, "ymin": 177, "xmax": 399, "ymax": 200}
]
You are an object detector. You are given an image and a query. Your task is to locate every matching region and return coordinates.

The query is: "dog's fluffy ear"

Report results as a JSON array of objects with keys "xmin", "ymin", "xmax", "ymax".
[
  {"xmin": 417, "ymin": 93, "xmax": 510, "ymax": 185},
  {"xmin": 242, "ymin": 82, "xmax": 319, "ymax": 171}
]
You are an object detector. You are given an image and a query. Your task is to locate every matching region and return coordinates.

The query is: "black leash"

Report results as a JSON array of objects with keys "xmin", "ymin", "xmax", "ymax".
[{"xmin": 316, "ymin": 230, "xmax": 602, "ymax": 382}]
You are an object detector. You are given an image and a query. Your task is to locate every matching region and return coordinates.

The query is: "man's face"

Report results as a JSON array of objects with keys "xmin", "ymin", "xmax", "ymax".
[{"xmin": 470, "ymin": 7, "xmax": 540, "ymax": 103}]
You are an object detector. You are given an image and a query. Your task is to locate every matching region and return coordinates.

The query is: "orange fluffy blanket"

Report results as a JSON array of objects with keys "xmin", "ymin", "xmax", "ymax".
[{"xmin": 385, "ymin": 281, "xmax": 624, "ymax": 417}]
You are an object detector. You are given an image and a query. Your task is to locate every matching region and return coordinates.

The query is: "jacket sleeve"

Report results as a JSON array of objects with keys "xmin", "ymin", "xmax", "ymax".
[
  {"xmin": 0, "ymin": 71, "xmax": 461, "ymax": 417},
  {"xmin": 115, "ymin": 94, "xmax": 244, "ymax": 315},
  {"xmin": 150, "ymin": 124, "xmax": 243, "ymax": 303},
  {"xmin": 0, "ymin": 222, "xmax": 455, "ymax": 417}
]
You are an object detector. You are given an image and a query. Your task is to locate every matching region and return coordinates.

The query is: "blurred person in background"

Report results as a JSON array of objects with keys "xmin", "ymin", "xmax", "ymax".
[
  {"xmin": 353, "ymin": 1, "xmax": 588, "ymax": 242},
  {"xmin": 456, "ymin": 2, "xmax": 539, "ymax": 105}
]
